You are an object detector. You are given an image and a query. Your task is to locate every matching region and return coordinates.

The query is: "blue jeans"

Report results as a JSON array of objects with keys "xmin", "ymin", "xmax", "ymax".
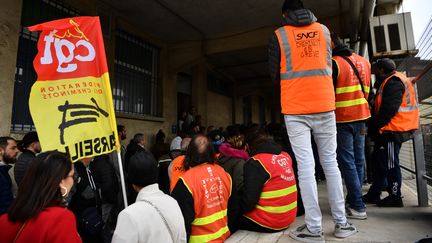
[{"xmin": 336, "ymin": 122, "xmax": 367, "ymax": 211}]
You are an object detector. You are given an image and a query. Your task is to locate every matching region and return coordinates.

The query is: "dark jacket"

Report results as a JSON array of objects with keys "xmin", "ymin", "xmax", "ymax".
[
  {"xmin": 217, "ymin": 143, "xmax": 249, "ymax": 232},
  {"xmin": 69, "ymin": 161, "xmax": 103, "ymax": 242},
  {"xmin": 150, "ymin": 142, "xmax": 170, "ymax": 161},
  {"xmin": 218, "ymin": 143, "xmax": 249, "ymax": 192},
  {"xmin": 92, "ymin": 155, "xmax": 119, "ymax": 205},
  {"xmin": 14, "ymin": 150, "xmax": 36, "ymax": 186},
  {"xmin": 124, "ymin": 141, "xmax": 145, "ymax": 171},
  {"xmin": 368, "ymin": 71, "xmax": 405, "ymax": 140},
  {"xmin": 268, "ymin": 9, "xmax": 318, "ymax": 83},
  {"xmin": 240, "ymin": 141, "xmax": 282, "ymax": 214},
  {"xmin": 0, "ymin": 164, "xmax": 13, "ymax": 215},
  {"xmin": 69, "ymin": 161, "xmax": 100, "ymax": 213}
]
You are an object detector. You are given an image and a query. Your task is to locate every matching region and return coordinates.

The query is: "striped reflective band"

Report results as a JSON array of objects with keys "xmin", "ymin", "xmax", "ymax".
[
  {"xmin": 322, "ymin": 24, "xmax": 332, "ymax": 67},
  {"xmin": 280, "ymin": 68, "xmax": 331, "ymax": 80},
  {"xmin": 277, "ymin": 25, "xmax": 332, "ymax": 80},
  {"xmin": 401, "ymin": 78, "xmax": 412, "ymax": 104},
  {"xmin": 256, "ymin": 201, "xmax": 297, "ymax": 213},
  {"xmin": 192, "ymin": 209, "xmax": 227, "ymax": 226},
  {"xmin": 278, "ymin": 27, "xmax": 292, "ymax": 71},
  {"xmin": 336, "ymin": 84, "xmax": 370, "ymax": 94},
  {"xmin": 399, "ymin": 105, "xmax": 418, "ymax": 112},
  {"xmin": 260, "ymin": 185, "xmax": 297, "ymax": 199},
  {"xmin": 189, "ymin": 226, "xmax": 229, "ymax": 243},
  {"xmin": 335, "ymin": 98, "xmax": 368, "ymax": 108}
]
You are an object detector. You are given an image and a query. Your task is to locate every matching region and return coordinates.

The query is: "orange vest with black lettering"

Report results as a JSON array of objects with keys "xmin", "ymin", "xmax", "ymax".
[
  {"xmin": 375, "ymin": 71, "xmax": 419, "ymax": 133},
  {"xmin": 170, "ymin": 155, "xmax": 185, "ymax": 192},
  {"xmin": 275, "ymin": 23, "xmax": 334, "ymax": 114},
  {"xmin": 243, "ymin": 152, "xmax": 297, "ymax": 230},
  {"xmin": 333, "ymin": 53, "xmax": 371, "ymax": 123},
  {"xmin": 180, "ymin": 163, "xmax": 232, "ymax": 243}
]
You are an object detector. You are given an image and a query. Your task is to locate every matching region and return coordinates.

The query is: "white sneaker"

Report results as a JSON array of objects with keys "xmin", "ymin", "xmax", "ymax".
[
  {"xmin": 289, "ymin": 224, "xmax": 325, "ymax": 243},
  {"xmin": 334, "ymin": 222, "xmax": 357, "ymax": 238},
  {"xmin": 346, "ymin": 207, "xmax": 367, "ymax": 220}
]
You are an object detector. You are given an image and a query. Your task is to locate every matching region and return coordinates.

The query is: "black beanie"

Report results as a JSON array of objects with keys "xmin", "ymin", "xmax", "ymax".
[
  {"xmin": 376, "ymin": 58, "xmax": 396, "ymax": 73},
  {"xmin": 128, "ymin": 151, "xmax": 158, "ymax": 187},
  {"xmin": 282, "ymin": 0, "xmax": 304, "ymax": 13}
]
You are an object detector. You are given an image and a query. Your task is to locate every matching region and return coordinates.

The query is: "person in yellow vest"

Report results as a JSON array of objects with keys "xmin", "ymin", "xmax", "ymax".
[
  {"xmin": 268, "ymin": 0, "xmax": 357, "ymax": 241},
  {"xmin": 171, "ymin": 135, "xmax": 232, "ymax": 242},
  {"xmin": 331, "ymin": 33, "xmax": 371, "ymax": 219},
  {"xmin": 363, "ymin": 58, "xmax": 419, "ymax": 207},
  {"xmin": 238, "ymin": 131, "xmax": 297, "ymax": 232}
]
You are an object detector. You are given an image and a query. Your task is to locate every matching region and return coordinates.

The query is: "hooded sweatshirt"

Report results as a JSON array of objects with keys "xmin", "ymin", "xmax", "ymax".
[{"xmin": 268, "ymin": 9, "xmax": 318, "ymax": 83}]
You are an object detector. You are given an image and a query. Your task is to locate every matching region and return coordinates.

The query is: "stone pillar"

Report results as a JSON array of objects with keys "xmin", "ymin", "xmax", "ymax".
[
  {"xmin": 192, "ymin": 60, "xmax": 207, "ymax": 126},
  {"xmin": 0, "ymin": 0, "xmax": 23, "ymax": 135}
]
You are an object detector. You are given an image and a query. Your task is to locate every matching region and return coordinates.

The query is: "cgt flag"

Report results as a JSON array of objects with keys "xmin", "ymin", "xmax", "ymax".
[{"xmin": 28, "ymin": 16, "xmax": 119, "ymax": 162}]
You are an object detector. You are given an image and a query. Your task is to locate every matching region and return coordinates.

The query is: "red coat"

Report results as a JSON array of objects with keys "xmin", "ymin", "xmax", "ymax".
[{"xmin": 0, "ymin": 206, "xmax": 81, "ymax": 243}]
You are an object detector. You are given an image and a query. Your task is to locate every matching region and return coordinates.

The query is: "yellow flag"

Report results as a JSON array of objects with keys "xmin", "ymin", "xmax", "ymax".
[{"xmin": 28, "ymin": 17, "xmax": 119, "ymax": 162}]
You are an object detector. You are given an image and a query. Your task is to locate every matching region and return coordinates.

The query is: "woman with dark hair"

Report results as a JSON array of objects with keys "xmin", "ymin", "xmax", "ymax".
[
  {"xmin": 171, "ymin": 135, "xmax": 232, "ymax": 242},
  {"xmin": 217, "ymin": 126, "xmax": 249, "ymax": 232},
  {"xmin": 0, "ymin": 151, "xmax": 81, "ymax": 243}
]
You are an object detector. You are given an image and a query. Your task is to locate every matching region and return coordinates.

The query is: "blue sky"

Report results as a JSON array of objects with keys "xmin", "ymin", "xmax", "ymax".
[{"xmin": 400, "ymin": 0, "xmax": 432, "ymax": 44}]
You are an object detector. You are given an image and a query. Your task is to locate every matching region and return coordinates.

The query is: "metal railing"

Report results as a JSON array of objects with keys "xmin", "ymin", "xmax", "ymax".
[{"xmin": 397, "ymin": 16, "xmax": 432, "ymax": 206}]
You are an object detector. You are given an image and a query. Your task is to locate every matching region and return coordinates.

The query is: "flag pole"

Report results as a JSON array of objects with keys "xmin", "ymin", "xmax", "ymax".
[{"xmin": 117, "ymin": 152, "xmax": 128, "ymax": 209}]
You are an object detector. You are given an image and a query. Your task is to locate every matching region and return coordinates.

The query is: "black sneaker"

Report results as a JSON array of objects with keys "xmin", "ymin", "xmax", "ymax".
[
  {"xmin": 377, "ymin": 195, "xmax": 404, "ymax": 207},
  {"xmin": 362, "ymin": 193, "xmax": 380, "ymax": 204}
]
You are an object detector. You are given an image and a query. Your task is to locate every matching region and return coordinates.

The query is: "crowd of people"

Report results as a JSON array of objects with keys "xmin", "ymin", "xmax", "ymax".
[{"xmin": 0, "ymin": 0, "xmax": 420, "ymax": 242}]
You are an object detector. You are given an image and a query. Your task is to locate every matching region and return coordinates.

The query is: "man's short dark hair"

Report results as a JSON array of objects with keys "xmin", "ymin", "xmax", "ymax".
[
  {"xmin": 0, "ymin": 136, "xmax": 15, "ymax": 149},
  {"xmin": 117, "ymin": 125, "xmax": 125, "ymax": 133},
  {"xmin": 128, "ymin": 151, "xmax": 158, "ymax": 188}
]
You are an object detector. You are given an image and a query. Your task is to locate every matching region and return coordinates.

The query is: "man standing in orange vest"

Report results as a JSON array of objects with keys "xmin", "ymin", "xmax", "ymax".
[
  {"xmin": 363, "ymin": 58, "xmax": 419, "ymax": 207},
  {"xmin": 171, "ymin": 135, "xmax": 232, "ymax": 242},
  {"xmin": 268, "ymin": 0, "xmax": 357, "ymax": 242},
  {"xmin": 331, "ymin": 33, "xmax": 371, "ymax": 220}
]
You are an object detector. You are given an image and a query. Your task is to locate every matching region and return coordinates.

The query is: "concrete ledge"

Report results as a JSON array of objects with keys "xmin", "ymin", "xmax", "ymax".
[{"xmin": 227, "ymin": 180, "xmax": 432, "ymax": 242}]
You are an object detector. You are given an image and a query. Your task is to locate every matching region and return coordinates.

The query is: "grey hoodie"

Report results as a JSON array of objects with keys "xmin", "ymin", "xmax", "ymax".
[{"xmin": 268, "ymin": 9, "xmax": 319, "ymax": 83}]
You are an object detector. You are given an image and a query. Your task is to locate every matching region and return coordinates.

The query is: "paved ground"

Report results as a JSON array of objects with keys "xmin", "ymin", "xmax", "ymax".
[{"xmin": 227, "ymin": 179, "xmax": 432, "ymax": 243}]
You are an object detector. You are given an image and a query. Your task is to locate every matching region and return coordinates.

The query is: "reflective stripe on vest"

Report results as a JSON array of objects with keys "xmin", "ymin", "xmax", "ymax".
[
  {"xmin": 260, "ymin": 184, "xmax": 297, "ymax": 199},
  {"xmin": 180, "ymin": 164, "xmax": 232, "ymax": 242},
  {"xmin": 256, "ymin": 200, "xmax": 297, "ymax": 213},
  {"xmin": 189, "ymin": 226, "xmax": 230, "ymax": 243},
  {"xmin": 375, "ymin": 71, "xmax": 419, "ymax": 133},
  {"xmin": 277, "ymin": 26, "xmax": 332, "ymax": 81},
  {"xmin": 276, "ymin": 23, "xmax": 335, "ymax": 114},
  {"xmin": 243, "ymin": 152, "xmax": 297, "ymax": 230},
  {"xmin": 333, "ymin": 54, "xmax": 371, "ymax": 123},
  {"xmin": 192, "ymin": 209, "xmax": 227, "ymax": 225}
]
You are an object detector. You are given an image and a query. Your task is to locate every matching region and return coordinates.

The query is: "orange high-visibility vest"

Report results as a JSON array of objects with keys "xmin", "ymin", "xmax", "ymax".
[
  {"xmin": 180, "ymin": 163, "xmax": 232, "ymax": 243},
  {"xmin": 170, "ymin": 155, "xmax": 185, "ymax": 192},
  {"xmin": 243, "ymin": 152, "xmax": 297, "ymax": 230},
  {"xmin": 275, "ymin": 23, "xmax": 334, "ymax": 114},
  {"xmin": 333, "ymin": 53, "xmax": 371, "ymax": 123},
  {"xmin": 375, "ymin": 71, "xmax": 419, "ymax": 133}
]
